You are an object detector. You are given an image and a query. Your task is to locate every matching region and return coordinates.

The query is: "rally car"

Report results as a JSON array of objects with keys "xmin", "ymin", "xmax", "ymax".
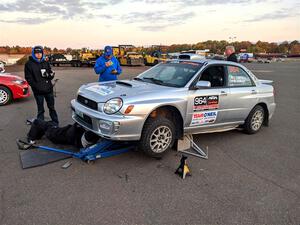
[
  {"xmin": 71, "ymin": 59, "xmax": 276, "ymax": 157},
  {"xmin": 0, "ymin": 73, "xmax": 30, "ymax": 106}
]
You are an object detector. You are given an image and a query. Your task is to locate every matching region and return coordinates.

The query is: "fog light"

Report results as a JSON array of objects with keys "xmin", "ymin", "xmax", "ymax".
[{"xmin": 99, "ymin": 120, "xmax": 113, "ymax": 133}]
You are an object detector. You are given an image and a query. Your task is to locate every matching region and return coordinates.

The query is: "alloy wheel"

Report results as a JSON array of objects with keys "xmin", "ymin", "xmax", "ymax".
[{"xmin": 150, "ymin": 126, "xmax": 172, "ymax": 153}]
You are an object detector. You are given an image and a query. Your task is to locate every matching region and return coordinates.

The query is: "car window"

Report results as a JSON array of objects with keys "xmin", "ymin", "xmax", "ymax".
[
  {"xmin": 227, "ymin": 66, "xmax": 253, "ymax": 87},
  {"xmin": 139, "ymin": 61, "xmax": 203, "ymax": 87},
  {"xmin": 199, "ymin": 65, "xmax": 225, "ymax": 88}
]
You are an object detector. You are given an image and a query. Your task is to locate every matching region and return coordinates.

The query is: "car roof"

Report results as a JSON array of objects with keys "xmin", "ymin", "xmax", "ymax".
[
  {"xmin": 178, "ymin": 53, "xmax": 205, "ymax": 59},
  {"xmin": 175, "ymin": 59, "xmax": 242, "ymax": 67}
]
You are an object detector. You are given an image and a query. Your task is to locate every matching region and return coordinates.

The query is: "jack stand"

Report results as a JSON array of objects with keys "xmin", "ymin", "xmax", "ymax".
[
  {"xmin": 176, "ymin": 134, "xmax": 208, "ymax": 159},
  {"xmin": 175, "ymin": 155, "xmax": 191, "ymax": 179}
]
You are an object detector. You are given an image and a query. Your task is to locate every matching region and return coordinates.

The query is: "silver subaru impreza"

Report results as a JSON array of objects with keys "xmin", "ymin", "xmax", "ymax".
[{"xmin": 71, "ymin": 59, "xmax": 276, "ymax": 157}]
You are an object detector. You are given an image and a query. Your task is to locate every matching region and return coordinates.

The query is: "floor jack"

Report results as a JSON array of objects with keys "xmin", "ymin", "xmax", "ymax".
[{"xmin": 17, "ymin": 139, "xmax": 135, "ymax": 167}]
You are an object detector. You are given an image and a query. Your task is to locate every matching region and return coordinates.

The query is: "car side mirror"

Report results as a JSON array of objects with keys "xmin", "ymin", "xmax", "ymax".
[{"xmin": 195, "ymin": 80, "xmax": 211, "ymax": 88}]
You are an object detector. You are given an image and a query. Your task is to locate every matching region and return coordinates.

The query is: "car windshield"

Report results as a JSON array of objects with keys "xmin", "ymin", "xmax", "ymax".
[{"xmin": 136, "ymin": 61, "xmax": 203, "ymax": 87}]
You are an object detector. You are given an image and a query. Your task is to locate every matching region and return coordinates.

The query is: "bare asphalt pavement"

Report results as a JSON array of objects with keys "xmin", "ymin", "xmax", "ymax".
[{"xmin": 0, "ymin": 62, "xmax": 299, "ymax": 225}]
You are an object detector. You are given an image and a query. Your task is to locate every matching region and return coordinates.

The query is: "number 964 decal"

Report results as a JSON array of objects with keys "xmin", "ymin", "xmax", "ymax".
[{"xmin": 194, "ymin": 95, "xmax": 219, "ymax": 111}]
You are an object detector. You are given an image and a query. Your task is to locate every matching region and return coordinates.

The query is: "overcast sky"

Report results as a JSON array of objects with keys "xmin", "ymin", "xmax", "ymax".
[{"xmin": 0, "ymin": 0, "xmax": 299, "ymax": 48}]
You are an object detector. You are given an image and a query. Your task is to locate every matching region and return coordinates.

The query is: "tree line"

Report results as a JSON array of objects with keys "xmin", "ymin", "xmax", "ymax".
[{"xmin": 1, "ymin": 40, "xmax": 299, "ymax": 55}]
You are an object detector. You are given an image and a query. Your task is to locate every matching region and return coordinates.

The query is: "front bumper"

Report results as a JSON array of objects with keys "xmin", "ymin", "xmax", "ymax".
[
  {"xmin": 71, "ymin": 99, "xmax": 145, "ymax": 141},
  {"xmin": 12, "ymin": 84, "xmax": 30, "ymax": 99}
]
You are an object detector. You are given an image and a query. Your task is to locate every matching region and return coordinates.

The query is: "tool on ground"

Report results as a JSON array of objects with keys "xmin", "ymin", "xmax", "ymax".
[
  {"xmin": 61, "ymin": 160, "xmax": 72, "ymax": 169},
  {"xmin": 175, "ymin": 155, "xmax": 191, "ymax": 179}
]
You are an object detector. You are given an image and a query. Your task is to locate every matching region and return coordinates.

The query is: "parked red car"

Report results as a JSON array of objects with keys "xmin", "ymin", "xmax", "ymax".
[{"xmin": 0, "ymin": 73, "xmax": 30, "ymax": 106}]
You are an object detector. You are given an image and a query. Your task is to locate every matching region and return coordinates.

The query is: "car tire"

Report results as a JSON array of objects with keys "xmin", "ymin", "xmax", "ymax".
[
  {"xmin": 139, "ymin": 116, "xmax": 175, "ymax": 158},
  {"xmin": 244, "ymin": 105, "xmax": 265, "ymax": 134},
  {"xmin": 0, "ymin": 86, "xmax": 12, "ymax": 106}
]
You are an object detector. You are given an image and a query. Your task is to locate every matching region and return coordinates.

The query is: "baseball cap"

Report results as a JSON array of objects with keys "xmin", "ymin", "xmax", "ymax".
[
  {"xmin": 104, "ymin": 46, "xmax": 113, "ymax": 57},
  {"xmin": 33, "ymin": 46, "xmax": 43, "ymax": 54}
]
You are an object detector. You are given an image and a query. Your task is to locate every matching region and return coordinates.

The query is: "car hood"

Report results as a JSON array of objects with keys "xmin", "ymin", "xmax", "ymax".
[
  {"xmin": 78, "ymin": 80, "xmax": 175, "ymax": 103},
  {"xmin": 0, "ymin": 73, "xmax": 23, "ymax": 81}
]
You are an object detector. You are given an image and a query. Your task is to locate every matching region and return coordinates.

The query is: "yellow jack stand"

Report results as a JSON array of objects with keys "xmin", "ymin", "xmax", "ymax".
[{"xmin": 175, "ymin": 155, "xmax": 191, "ymax": 179}]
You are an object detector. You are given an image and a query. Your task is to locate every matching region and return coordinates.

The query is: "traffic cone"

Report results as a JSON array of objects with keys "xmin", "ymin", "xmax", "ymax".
[{"xmin": 175, "ymin": 155, "xmax": 191, "ymax": 179}]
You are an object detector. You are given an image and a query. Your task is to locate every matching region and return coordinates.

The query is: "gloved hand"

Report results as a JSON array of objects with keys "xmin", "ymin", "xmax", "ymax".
[{"xmin": 111, "ymin": 69, "xmax": 117, "ymax": 74}]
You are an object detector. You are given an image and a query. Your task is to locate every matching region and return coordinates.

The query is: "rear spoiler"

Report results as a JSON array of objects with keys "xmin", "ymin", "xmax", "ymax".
[{"xmin": 259, "ymin": 79, "xmax": 273, "ymax": 84}]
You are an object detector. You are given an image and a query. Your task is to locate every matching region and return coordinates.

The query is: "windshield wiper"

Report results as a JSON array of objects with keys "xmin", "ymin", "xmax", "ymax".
[
  {"xmin": 143, "ymin": 77, "xmax": 164, "ymax": 85},
  {"xmin": 161, "ymin": 82, "xmax": 181, "ymax": 87},
  {"xmin": 133, "ymin": 77, "xmax": 145, "ymax": 82}
]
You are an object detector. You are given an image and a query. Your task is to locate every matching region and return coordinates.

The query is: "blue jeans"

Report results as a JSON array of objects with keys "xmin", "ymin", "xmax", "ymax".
[{"xmin": 34, "ymin": 92, "xmax": 59, "ymax": 124}]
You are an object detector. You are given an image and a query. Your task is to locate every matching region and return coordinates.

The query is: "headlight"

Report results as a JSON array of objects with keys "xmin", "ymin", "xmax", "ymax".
[
  {"xmin": 103, "ymin": 98, "xmax": 123, "ymax": 114},
  {"xmin": 12, "ymin": 80, "xmax": 24, "ymax": 85}
]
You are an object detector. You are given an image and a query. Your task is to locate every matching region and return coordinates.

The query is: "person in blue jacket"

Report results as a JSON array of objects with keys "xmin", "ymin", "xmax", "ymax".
[{"xmin": 94, "ymin": 46, "xmax": 122, "ymax": 82}]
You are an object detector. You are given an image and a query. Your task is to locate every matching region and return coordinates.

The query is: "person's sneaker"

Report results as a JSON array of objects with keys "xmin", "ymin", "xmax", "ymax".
[
  {"xmin": 26, "ymin": 118, "xmax": 35, "ymax": 125},
  {"xmin": 27, "ymin": 137, "xmax": 35, "ymax": 145}
]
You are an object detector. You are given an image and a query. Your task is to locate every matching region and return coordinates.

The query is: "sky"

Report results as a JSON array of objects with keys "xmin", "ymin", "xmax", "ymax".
[{"xmin": 0, "ymin": 0, "xmax": 299, "ymax": 49}]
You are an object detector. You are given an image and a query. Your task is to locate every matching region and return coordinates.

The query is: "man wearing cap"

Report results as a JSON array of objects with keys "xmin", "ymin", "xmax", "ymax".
[
  {"xmin": 25, "ymin": 46, "xmax": 59, "ymax": 124},
  {"xmin": 94, "ymin": 46, "xmax": 122, "ymax": 82}
]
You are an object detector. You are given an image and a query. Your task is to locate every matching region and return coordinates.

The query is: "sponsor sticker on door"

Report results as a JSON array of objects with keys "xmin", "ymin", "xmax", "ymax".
[
  {"xmin": 190, "ymin": 111, "xmax": 218, "ymax": 126},
  {"xmin": 194, "ymin": 95, "xmax": 219, "ymax": 111}
]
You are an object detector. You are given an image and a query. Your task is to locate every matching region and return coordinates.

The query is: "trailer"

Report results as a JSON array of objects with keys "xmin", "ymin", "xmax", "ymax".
[{"xmin": 49, "ymin": 53, "xmax": 99, "ymax": 67}]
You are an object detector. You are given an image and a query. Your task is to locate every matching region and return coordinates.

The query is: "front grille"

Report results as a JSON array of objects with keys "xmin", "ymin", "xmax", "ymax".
[
  {"xmin": 83, "ymin": 114, "xmax": 92, "ymax": 125},
  {"xmin": 77, "ymin": 95, "xmax": 97, "ymax": 110},
  {"xmin": 75, "ymin": 114, "xmax": 93, "ymax": 129}
]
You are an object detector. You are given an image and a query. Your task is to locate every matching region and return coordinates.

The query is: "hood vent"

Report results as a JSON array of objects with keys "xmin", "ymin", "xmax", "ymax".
[{"xmin": 116, "ymin": 81, "xmax": 133, "ymax": 87}]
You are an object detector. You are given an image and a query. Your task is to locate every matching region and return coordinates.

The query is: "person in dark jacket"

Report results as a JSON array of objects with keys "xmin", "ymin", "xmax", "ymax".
[
  {"xmin": 225, "ymin": 46, "xmax": 238, "ymax": 62},
  {"xmin": 25, "ymin": 46, "xmax": 59, "ymax": 124},
  {"xmin": 27, "ymin": 119, "xmax": 100, "ymax": 148},
  {"xmin": 94, "ymin": 46, "xmax": 122, "ymax": 82}
]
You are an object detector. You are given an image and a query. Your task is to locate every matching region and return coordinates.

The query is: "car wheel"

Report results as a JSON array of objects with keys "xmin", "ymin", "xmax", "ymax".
[
  {"xmin": 0, "ymin": 86, "xmax": 12, "ymax": 106},
  {"xmin": 244, "ymin": 105, "xmax": 265, "ymax": 134},
  {"xmin": 139, "ymin": 117, "xmax": 175, "ymax": 158}
]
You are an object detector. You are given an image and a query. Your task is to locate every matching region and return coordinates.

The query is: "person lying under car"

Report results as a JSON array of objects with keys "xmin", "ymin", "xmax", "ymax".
[{"xmin": 27, "ymin": 119, "xmax": 100, "ymax": 148}]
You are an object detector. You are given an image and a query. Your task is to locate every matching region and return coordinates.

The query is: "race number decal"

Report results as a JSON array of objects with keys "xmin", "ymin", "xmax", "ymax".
[
  {"xmin": 194, "ymin": 95, "xmax": 219, "ymax": 111},
  {"xmin": 190, "ymin": 111, "xmax": 218, "ymax": 126}
]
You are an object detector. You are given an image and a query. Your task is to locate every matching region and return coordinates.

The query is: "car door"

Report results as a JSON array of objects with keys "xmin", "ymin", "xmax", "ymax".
[
  {"xmin": 185, "ymin": 64, "xmax": 232, "ymax": 133},
  {"xmin": 226, "ymin": 65, "xmax": 258, "ymax": 122}
]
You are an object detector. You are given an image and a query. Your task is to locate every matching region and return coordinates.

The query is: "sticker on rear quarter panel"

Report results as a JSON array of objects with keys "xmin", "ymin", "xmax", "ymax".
[
  {"xmin": 193, "ymin": 95, "xmax": 219, "ymax": 111},
  {"xmin": 190, "ymin": 111, "xmax": 218, "ymax": 126}
]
